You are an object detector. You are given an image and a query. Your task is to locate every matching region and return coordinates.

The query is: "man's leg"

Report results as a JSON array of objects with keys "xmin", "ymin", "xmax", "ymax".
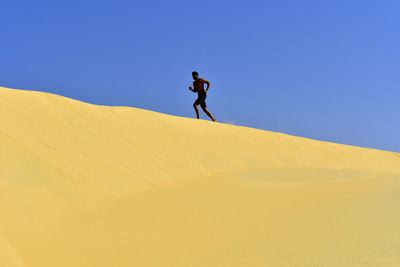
[
  {"xmin": 193, "ymin": 103, "xmax": 200, "ymax": 119},
  {"xmin": 202, "ymin": 106, "xmax": 217, "ymax": 122}
]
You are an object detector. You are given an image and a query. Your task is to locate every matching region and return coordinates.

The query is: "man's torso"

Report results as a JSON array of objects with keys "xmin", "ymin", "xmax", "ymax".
[{"xmin": 193, "ymin": 79, "xmax": 206, "ymax": 95}]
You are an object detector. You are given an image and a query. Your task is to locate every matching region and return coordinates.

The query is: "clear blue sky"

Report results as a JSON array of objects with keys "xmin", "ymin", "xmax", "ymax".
[{"xmin": 1, "ymin": 0, "xmax": 399, "ymax": 152}]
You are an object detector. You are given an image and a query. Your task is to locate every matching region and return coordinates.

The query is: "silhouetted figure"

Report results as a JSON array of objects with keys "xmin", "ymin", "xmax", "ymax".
[{"xmin": 189, "ymin": 71, "xmax": 217, "ymax": 122}]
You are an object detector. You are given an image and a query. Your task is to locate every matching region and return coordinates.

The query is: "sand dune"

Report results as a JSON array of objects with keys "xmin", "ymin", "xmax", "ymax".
[{"xmin": 1, "ymin": 86, "xmax": 399, "ymax": 266}]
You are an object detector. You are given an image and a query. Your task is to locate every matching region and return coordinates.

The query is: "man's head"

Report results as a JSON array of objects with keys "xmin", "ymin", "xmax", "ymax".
[{"xmin": 192, "ymin": 71, "xmax": 199, "ymax": 80}]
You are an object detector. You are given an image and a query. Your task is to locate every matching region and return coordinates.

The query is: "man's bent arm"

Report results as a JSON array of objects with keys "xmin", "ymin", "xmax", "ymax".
[{"xmin": 204, "ymin": 80, "xmax": 210, "ymax": 91}]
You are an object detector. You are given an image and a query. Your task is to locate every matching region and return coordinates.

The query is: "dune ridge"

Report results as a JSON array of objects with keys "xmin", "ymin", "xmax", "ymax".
[{"xmin": 1, "ymin": 86, "xmax": 400, "ymax": 266}]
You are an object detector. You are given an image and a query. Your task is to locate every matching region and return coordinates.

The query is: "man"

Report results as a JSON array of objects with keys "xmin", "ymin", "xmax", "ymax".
[{"xmin": 189, "ymin": 71, "xmax": 217, "ymax": 122}]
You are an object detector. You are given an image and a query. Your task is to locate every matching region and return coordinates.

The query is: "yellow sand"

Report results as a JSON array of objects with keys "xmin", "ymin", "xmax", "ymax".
[{"xmin": 1, "ymin": 86, "xmax": 399, "ymax": 266}]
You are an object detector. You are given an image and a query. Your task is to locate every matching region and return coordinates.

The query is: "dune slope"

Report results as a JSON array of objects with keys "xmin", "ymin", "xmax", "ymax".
[{"xmin": 1, "ymin": 86, "xmax": 400, "ymax": 266}]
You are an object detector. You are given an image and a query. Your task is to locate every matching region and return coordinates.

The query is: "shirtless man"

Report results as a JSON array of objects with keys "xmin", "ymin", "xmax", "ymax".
[{"xmin": 189, "ymin": 71, "xmax": 217, "ymax": 122}]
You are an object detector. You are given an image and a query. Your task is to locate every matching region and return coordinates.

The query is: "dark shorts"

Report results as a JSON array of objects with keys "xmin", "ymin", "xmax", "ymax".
[{"xmin": 194, "ymin": 93, "xmax": 207, "ymax": 109}]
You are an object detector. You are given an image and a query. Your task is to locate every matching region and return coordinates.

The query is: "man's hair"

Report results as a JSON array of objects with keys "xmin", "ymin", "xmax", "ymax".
[{"xmin": 192, "ymin": 71, "xmax": 199, "ymax": 76}]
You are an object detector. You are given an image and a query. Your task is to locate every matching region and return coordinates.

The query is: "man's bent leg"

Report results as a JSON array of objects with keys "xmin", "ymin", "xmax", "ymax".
[
  {"xmin": 193, "ymin": 103, "xmax": 200, "ymax": 119},
  {"xmin": 202, "ymin": 107, "xmax": 216, "ymax": 122}
]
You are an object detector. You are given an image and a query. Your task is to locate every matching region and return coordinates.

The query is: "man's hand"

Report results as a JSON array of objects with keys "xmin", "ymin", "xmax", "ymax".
[{"xmin": 189, "ymin": 86, "xmax": 193, "ymax": 91}]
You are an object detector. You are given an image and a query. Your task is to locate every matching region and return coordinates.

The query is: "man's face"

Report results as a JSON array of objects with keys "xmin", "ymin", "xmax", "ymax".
[{"xmin": 192, "ymin": 74, "xmax": 198, "ymax": 80}]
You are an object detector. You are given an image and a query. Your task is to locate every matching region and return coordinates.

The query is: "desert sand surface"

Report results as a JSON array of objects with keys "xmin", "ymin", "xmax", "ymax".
[{"xmin": 1, "ymin": 85, "xmax": 400, "ymax": 266}]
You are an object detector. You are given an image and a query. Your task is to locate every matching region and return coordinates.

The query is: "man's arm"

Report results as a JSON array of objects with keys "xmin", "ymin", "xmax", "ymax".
[
  {"xmin": 189, "ymin": 81, "xmax": 199, "ymax": 92},
  {"xmin": 202, "ymin": 79, "xmax": 210, "ymax": 92},
  {"xmin": 189, "ymin": 83, "xmax": 197, "ymax": 92}
]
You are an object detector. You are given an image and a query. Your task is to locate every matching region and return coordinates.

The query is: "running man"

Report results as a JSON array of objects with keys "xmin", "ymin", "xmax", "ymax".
[{"xmin": 189, "ymin": 71, "xmax": 217, "ymax": 122}]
